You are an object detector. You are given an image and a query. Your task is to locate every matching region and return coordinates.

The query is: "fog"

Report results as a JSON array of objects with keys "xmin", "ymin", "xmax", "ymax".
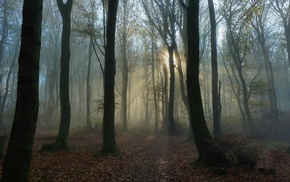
[{"xmin": 1, "ymin": 0, "xmax": 290, "ymax": 143}]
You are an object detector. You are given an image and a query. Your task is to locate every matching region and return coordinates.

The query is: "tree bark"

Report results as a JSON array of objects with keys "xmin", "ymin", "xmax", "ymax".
[
  {"xmin": 55, "ymin": 0, "xmax": 73, "ymax": 149},
  {"xmin": 151, "ymin": 31, "xmax": 159, "ymax": 132},
  {"xmin": 121, "ymin": 0, "xmax": 129, "ymax": 131},
  {"xmin": 208, "ymin": 0, "xmax": 221, "ymax": 136},
  {"xmin": 101, "ymin": 0, "xmax": 119, "ymax": 154},
  {"xmin": 1, "ymin": 0, "xmax": 42, "ymax": 180},
  {"xmin": 86, "ymin": 41, "xmax": 93, "ymax": 130},
  {"xmin": 186, "ymin": 0, "xmax": 228, "ymax": 165},
  {"xmin": 168, "ymin": 46, "xmax": 176, "ymax": 135}
]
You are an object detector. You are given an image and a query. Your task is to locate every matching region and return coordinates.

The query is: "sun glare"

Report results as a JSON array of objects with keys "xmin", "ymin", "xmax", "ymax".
[{"xmin": 162, "ymin": 49, "xmax": 177, "ymax": 70}]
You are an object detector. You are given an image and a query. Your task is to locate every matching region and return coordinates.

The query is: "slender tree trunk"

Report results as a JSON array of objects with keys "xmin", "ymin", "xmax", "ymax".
[
  {"xmin": 101, "ymin": 0, "xmax": 119, "ymax": 153},
  {"xmin": 86, "ymin": 41, "xmax": 93, "ymax": 130},
  {"xmin": 174, "ymin": 49, "xmax": 193, "ymax": 139},
  {"xmin": 121, "ymin": 1, "xmax": 128, "ymax": 131},
  {"xmin": 223, "ymin": 57, "xmax": 248, "ymax": 132},
  {"xmin": 168, "ymin": 46, "xmax": 176, "ymax": 135},
  {"xmin": 145, "ymin": 67, "xmax": 149, "ymax": 125},
  {"xmin": 128, "ymin": 71, "xmax": 131, "ymax": 124},
  {"xmin": 208, "ymin": 0, "xmax": 221, "ymax": 136},
  {"xmin": 1, "ymin": 0, "xmax": 42, "ymax": 180},
  {"xmin": 257, "ymin": 30, "xmax": 279, "ymax": 123},
  {"xmin": 55, "ymin": 0, "xmax": 73, "ymax": 149},
  {"xmin": 151, "ymin": 35, "xmax": 159, "ymax": 132},
  {"xmin": 236, "ymin": 65, "xmax": 255, "ymax": 133},
  {"xmin": 163, "ymin": 66, "xmax": 169, "ymax": 131},
  {"xmin": 283, "ymin": 19, "xmax": 290, "ymax": 66},
  {"xmin": 121, "ymin": 56, "xmax": 128, "ymax": 131},
  {"xmin": 161, "ymin": 74, "xmax": 165, "ymax": 130},
  {"xmin": 0, "ymin": 40, "xmax": 19, "ymax": 130},
  {"xmin": 227, "ymin": 28, "xmax": 255, "ymax": 133}
]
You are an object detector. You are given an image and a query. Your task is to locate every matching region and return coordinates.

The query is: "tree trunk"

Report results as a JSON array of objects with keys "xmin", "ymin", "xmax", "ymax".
[
  {"xmin": 226, "ymin": 27, "xmax": 255, "ymax": 134},
  {"xmin": 121, "ymin": 0, "xmax": 128, "ymax": 131},
  {"xmin": 55, "ymin": 0, "xmax": 73, "ymax": 149},
  {"xmin": 174, "ymin": 49, "xmax": 192, "ymax": 139},
  {"xmin": 145, "ymin": 66, "xmax": 149, "ymax": 125},
  {"xmin": 151, "ymin": 33, "xmax": 159, "ymax": 132},
  {"xmin": 168, "ymin": 46, "xmax": 176, "ymax": 135},
  {"xmin": 1, "ymin": 0, "xmax": 42, "ymax": 180},
  {"xmin": 161, "ymin": 74, "xmax": 165, "ymax": 130},
  {"xmin": 208, "ymin": 0, "xmax": 221, "ymax": 136},
  {"xmin": 283, "ymin": 19, "xmax": 290, "ymax": 66},
  {"xmin": 255, "ymin": 23, "xmax": 279, "ymax": 123},
  {"xmin": 223, "ymin": 57, "xmax": 248, "ymax": 132},
  {"xmin": 163, "ymin": 66, "xmax": 169, "ymax": 131},
  {"xmin": 0, "ymin": 40, "xmax": 19, "ymax": 130},
  {"xmin": 101, "ymin": 0, "xmax": 119, "ymax": 154},
  {"xmin": 186, "ymin": 0, "xmax": 228, "ymax": 165},
  {"xmin": 86, "ymin": 41, "xmax": 93, "ymax": 130}
]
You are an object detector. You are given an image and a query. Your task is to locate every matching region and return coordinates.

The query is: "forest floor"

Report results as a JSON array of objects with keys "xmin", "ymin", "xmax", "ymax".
[{"xmin": 2, "ymin": 131, "xmax": 290, "ymax": 181}]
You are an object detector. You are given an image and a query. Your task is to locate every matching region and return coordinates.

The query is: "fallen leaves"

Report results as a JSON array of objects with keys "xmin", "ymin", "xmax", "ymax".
[{"xmin": 0, "ymin": 132, "xmax": 289, "ymax": 181}]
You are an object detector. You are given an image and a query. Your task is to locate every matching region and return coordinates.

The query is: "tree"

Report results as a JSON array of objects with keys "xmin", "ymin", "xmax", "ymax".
[
  {"xmin": 42, "ymin": 0, "xmax": 73, "ymax": 150},
  {"xmin": 270, "ymin": 0, "xmax": 290, "ymax": 66},
  {"xmin": 208, "ymin": 0, "xmax": 221, "ymax": 136},
  {"xmin": 176, "ymin": 0, "xmax": 193, "ymax": 140},
  {"xmin": 101, "ymin": 0, "xmax": 119, "ymax": 153},
  {"xmin": 1, "ymin": 0, "xmax": 43, "ymax": 180},
  {"xmin": 86, "ymin": 39, "xmax": 94, "ymax": 130},
  {"xmin": 41, "ymin": 0, "xmax": 61, "ymax": 129},
  {"xmin": 142, "ymin": 0, "xmax": 177, "ymax": 135},
  {"xmin": 186, "ymin": 0, "xmax": 228, "ymax": 164},
  {"xmin": 119, "ymin": 0, "xmax": 129, "ymax": 131},
  {"xmin": 250, "ymin": 1, "xmax": 279, "ymax": 123},
  {"xmin": 221, "ymin": 0, "xmax": 261, "ymax": 134},
  {"xmin": 55, "ymin": 0, "xmax": 73, "ymax": 149}
]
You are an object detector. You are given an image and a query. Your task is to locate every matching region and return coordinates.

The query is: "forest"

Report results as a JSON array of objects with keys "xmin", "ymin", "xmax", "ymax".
[{"xmin": 0, "ymin": 0, "xmax": 290, "ymax": 181}]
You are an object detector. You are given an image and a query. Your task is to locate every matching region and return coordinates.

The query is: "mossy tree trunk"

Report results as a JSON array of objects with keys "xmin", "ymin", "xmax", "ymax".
[
  {"xmin": 1, "ymin": 0, "xmax": 43, "ymax": 181},
  {"xmin": 186, "ymin": 0, "xmax": 228, "ymax": 165}
]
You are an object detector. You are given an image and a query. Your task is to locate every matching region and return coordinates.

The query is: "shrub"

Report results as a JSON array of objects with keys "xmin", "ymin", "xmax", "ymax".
[
  {"xmin": 216, "ymin": 134, "xmax": 263, "ymax": 168},
  {"xmin": 235, "ymin": 145, "xmax": 261, "ymax": 169}
]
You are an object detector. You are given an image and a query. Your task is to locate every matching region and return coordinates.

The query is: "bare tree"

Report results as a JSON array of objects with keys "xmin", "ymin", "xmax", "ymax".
[
  {"xmin": 142, "ymin": 0, "xmax": 178, "ymax": 135},
  {"xmin": 270, "ymin": 0, "xmax": 290, "ymax": 66},
  {"xmin": 220, "ymin": 0, "xmax": 261, "ymax": 134},
  {"xmin": 250, "ymin": 1, "xmax": 279, "ymax": 123}
]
